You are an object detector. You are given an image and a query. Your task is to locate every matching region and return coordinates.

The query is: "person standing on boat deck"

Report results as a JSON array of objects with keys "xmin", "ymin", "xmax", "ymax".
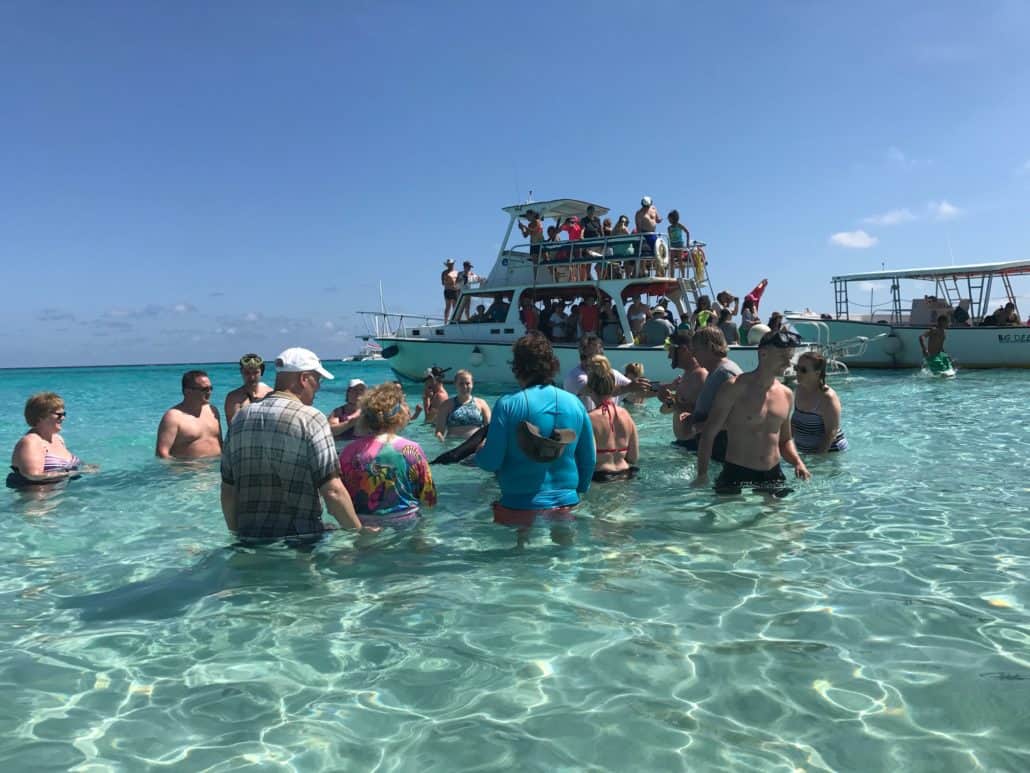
[
  {"xmin": 656, "ymin": 330, "xmax": 708, "ymax": 444},
  {"xmin": 599, "ymin": 298, "xmax": 622, "ymax": 345},
  {"xmin": 635, "ymin": 196, "xmax": 662, "ymax": 255},
  {"xmin": 693, "ymin": 329, "xmax": 810, "ymax": 494},
  {"xmin": 457, "ymin": 261, "xmax": 481, "ymax": 320},
  {"xmin": 740, "ymin": 296, "xmax": 760, "ymax": 338},
  {"xmin": 156, "ymin": 370, "xmax": 223, "ymax": 460},
  {"xmin": 221, "ymin": 347, "xmax": 368, "ymax": 539},
  {"xmin": 677, "ymin": 327, "xmax": 742, "ymax": 460},
  {"xmin": 718, "ymin": 309, "xmax": 740, "ymax": 344},
  {"xmin": 517, "ymin": 209, "xmax": 544, "ymax": 261},
  {"xmin": 792, "ymin": 351, "xmax": 848, "ymax": 454},
  {"xmin": 442, "ymin": 259, "xmax": 460, "ymax": 321},
  {"xmin": 712, "ymin": 291, "xmax": 739, "ymax": 318},
  {"xmin": 581, "ymin": 205, "xmax": 603, "ymax": 251},
  {"xmin": 626, "ymin": 294, "xmax": 651, "ymax": 339},
  {"xmin": 578, "ymin": 295, "xmax": 600, "ymax": 337},
  {"xmin": 476, "ymin": 333, "xmax": 595, "ymax": 544},
  {"xmin": 667, "ymin": 209, "xmax": 690, "ymax": 275},
  {"xmin": 224, "ymin": 354, "xmax": 273, "ymax": 425},
  {"xmin": 520, "ymin": 296, "xmax": 540, "ymax": 332},
  {"xmin": 564, "ymin": 333, "xmax": 651, "ymax": 410}
]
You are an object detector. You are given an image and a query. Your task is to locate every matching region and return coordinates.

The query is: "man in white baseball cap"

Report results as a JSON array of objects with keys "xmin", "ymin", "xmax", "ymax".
[{"xmin": 221, "ymin": 347, "xmax": 372, "ymax": 540}]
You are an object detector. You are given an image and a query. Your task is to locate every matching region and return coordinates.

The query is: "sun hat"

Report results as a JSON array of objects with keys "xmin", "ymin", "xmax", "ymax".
[
  {"xmin": 641, "ymin": 196, "xmax": 653, "ymax": 207},
  {"xmin": 425, "ymin": 366, "xmax": 451, "ymax": 380},
  {"xmin": 444, "ymin": 258, "xmax": 455, "ymax": 266},
  {"xmin": 347, "ymin": 378, "xmax": 366, "ymax": 389},
  {"xmin": 463, "ymin": 260, "xmax": 473, "ymax": 267},
  {"xmin": 275, "ymin": 347, "xmax": 334, "ymax": 379},
  {"xmin": 652, "ymin": 306, "xmax": 667, "ymax": 317}
]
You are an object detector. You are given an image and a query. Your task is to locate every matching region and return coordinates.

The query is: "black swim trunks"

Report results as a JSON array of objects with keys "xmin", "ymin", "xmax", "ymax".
[
  {"xmin": 714, "ymin": 461, "xmax": 792, "ymax": 497},
  {"xmin": 444, "ymin": 288, "xmax": 459, "ymax": 301},
  {"xmin": 672, "ymin": 431, "xmax": 728, "ymax": 462},
  {"xmin": 592, "ymin": 466, "xmax": 639, "ymax": 483}
]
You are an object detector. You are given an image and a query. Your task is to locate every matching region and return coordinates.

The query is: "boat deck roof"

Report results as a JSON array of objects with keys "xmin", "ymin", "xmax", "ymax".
[{"xmin": 833, "ymin": 259, "xmax": 1030, "ymax": 283}]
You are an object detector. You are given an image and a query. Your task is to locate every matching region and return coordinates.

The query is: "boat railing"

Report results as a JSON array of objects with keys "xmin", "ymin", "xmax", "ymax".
[{"xmin": 357, "ymin": 310, "xmax": 446, "ymax": 338}]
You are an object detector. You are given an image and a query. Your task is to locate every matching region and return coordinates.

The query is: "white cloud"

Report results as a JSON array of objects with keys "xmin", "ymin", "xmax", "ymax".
[
  {"xmin": 323, "ymin": 321, "xmax": 335, "ymax": 330},
  {"xmin": 863, "ymin": 208, "xmax": 916, "ymax": 226},
  {"xmin": 172, "ymin": 303, "xmax": 196, "ymax": 313},
  {"xmin": 244, "ymin": 311, "xmax": 260, "ymax": 322},
  {"xmin": 886, "ymin": 146, "xmax": 930, "ymax": 170},
  {"xmin": 928, "ymin": 200, "xmax": 962, "ymax": 221},
  {"xmin": 887, "ymin": 146, "xmax": 907, "ymax": 165},
  {"xmin": 830, "ymin": 230, "xmax": 878, "ymax": 249}
]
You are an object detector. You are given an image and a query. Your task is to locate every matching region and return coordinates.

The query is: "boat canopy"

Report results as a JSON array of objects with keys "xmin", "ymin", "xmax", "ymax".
[
  {"xmin": 502, "ymin": 198, "xmax": 610, "ymax": 220},
  {"xmin": 832, "ymin": 259, "xmax": 1030, "ymax": 283}
]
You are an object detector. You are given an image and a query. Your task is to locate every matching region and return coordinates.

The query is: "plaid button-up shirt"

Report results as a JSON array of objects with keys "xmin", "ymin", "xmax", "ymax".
[{"xmin": 221, "ymin": 392, "xmax": 339, "ymax": 539}]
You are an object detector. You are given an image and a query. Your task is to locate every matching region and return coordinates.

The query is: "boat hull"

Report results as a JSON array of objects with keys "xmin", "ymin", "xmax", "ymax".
[
  {"xmin": 374, "ymin": 337, "xmax": 762, "ymax": 384},
  {"xmin": 788, "ymin": 318, "xmax": 1030, "ymax": 369}
]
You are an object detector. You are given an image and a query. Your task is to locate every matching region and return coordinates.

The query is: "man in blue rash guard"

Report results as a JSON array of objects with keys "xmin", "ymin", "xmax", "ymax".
[{"xmin": 476, "ymin": 332, "xmax": 595, "ymax": 544}]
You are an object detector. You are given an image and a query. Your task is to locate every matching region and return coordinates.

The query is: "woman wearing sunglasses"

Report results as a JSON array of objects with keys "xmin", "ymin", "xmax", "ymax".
[
  {"xmin": 791, "ymin": 352, "xmax": 848, "ymax": 453},
  {"xmin": 7, "ymin": 392, "xmax": 97, "ymax": 488}
]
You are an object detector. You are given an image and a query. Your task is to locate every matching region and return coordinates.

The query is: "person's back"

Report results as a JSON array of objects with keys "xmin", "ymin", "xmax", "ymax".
[
  {"xmin": 640, "ymin": 314, "xmax": 674, "ymax": 345},
  {"xmin": 477, "ymin": 383, "xmax": 594, "ymax": 509},
  {"xmin": 223, "ymin": 393, "xmax": 336, "ymax": 539},
  {"xmin": 584, "ymin": 356, "xmax": 638, "ymax": 479}
]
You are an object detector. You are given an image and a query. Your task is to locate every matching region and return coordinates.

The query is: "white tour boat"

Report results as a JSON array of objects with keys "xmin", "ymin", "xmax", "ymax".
[
  {"xmin": 360, "ymin": 198, "xmax": 818, "ymax": 385},
  {"xmin": 786, "ymin": 260, "xmax": 1030, "ymax": 369}
]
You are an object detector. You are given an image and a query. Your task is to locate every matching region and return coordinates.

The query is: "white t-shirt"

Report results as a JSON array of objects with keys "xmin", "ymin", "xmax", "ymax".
[{"xmin": 563, "ymin": 364, "xmax": 632, "ymax": 411}]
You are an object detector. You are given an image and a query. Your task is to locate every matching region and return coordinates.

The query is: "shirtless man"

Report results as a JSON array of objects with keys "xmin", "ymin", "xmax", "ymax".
[
  {"xmin": 422, "ymin": 367, "xmax": 450, "ymax": 424},
  {"xmin": 919, "ymin": 315, "xmax": 948, "ymax": 358},
  {"xmin": 224, "ymin": 353, "xmax": 273, "ymax": 424},
  {"xmin": 692, "ymin": 329, "xmax": 810, "ymax": 494},
  {"xmin": 442, "ymin": 259, "xmax": 459, "ymax": 320},
  {"xmin": 156, "ymin": 370, "xmax": 223, "ymax": 460},
  {"xmin": 635, "ymin": 195, "xmax": 662, "ymax": 257},
  {"xmin": 657, "ymin": 331, "xmax": 708, "ymax": 443}
]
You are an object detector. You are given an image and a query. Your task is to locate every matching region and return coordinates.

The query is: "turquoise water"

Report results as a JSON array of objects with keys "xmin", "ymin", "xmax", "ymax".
[{"xmin": 1, "ymin": 362, "xmax": 1028, "ymax": 771}]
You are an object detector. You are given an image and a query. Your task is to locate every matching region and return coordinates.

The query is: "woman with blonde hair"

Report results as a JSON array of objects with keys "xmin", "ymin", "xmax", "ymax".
[
  {"xmin": 8, "ymin": 392, "xmax": 97, "ymax": 488},
  {"xmin": 435, "ymin": 369, "xmax": 491, "ymax": 442},
  {"xmin": 338, "ymin": 382, "xmax": 436, "ymax": 527},
  {"xmin": 585, "ymin": 356, "xmax": 639, "ymax": 481}
]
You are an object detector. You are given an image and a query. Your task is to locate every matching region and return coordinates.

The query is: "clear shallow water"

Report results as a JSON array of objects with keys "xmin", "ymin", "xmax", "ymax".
[{"xmin": 1, "ymin": 362, "xmax": 1028, "ymax": 771}]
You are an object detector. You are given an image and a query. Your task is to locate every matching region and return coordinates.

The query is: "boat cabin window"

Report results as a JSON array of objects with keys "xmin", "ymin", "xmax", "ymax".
[{"xmin": 456, "ymin": 291, "xmax": 513, "ymax": 324}]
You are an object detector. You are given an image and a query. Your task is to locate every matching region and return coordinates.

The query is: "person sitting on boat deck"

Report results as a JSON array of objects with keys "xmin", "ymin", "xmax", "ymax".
[
  {"xmin": 635, "ymin": 196, "xmax": 662, "ymax": 255},
  {"xmin": 517, "ymin": 209, "xmax": 544, "ymax": 261},
  {"xmin": 667, "ymin": 209, "xmax": 690, "ymax": 275},
  {"xmin": 564, "ymin": 333, "xmax": 651, "ymax": 410},
  {"xmin": 225, "ymin": 353, "xmax": 273, "ymax": 425},
  {"xmin": 599, "ymin": 298, "xmax": 623, "ymax": 345},
  {"xmin": 328, "ymin": 378, "xmax": 368, "ymax": 441},
  {"xmin": 485, "ymin": 294, "xmax": 511, "ymax": 323},
  {"xmin": 713, "ymin": 291, "xmax": 739, "ymax": 318},
  {"xmin": 435, "ymin": 369, "xmax": 492, "ymax": 442},
  {"xmin": 475, "ymin": 332, "xmax": 595, "ymax": 543},
  {"xmin": 8, "ymin": 392, "xmax": 98, "ymax": 489},
  {"xmin": 468, "ymin": 304, "xmax": 488, "ymax": 323},
  {"xmin": 639, "ymin": 306, "xmax": 676, "ymax": 346},
  {"xmin": 156, "ymin": 370, "xmax": 223, "ymax": 460},
  {"xmin": 584, "ymin": 356, "xmax": 639, "ymax": 482},
  {"xmin": 656, "ymin": 331, "xmax": 709, "ymax": 445},
  {"xmin": 677, "ymin": 327, "xmax": 743, "ymax": 459},
  {"xmin": 692, "ymin": 295, "xmax": 715, "ymax": 330},
  {"xmin": 221, "ymin": 347, "xmax": 368, "ymax": 539},
  {"xmin": 951, "ymin": 303, "xmax": 971, "ymax": 326},
  {"xmin": 520, "ymin": 297, "xmax": 540, "ymax": 332},
  {"xmin": 791, "ymin": 351, "xmax": 848, "ymax": 454},
  {"xmin": 919, "ymin": 314, "xmax": 953, "ymax": 373},
  {"xmin": 622, "ymin": 362, "xmax": 647, "ymax": 406},
  {"xmin": 1001, "ymin": 302, "xmax": 1021, "ymax": 325},
  {"xmin": 626, "ymin": 294, "xmax": 651, "ymax": 338},
  {"xmin": 692, "ymin": 329, "xmax": 811, "ymax": 495},
  {"xmin": 740, "ymin": 296, "xmax": 761, "ymax": 338},
  {"xmin": 767, "ymin": 311, "xmax": 784, "ymax": 334},
  {"xmin": 578, "ymin": 295, "xmax": 600, "ymax": 337},
  {"xmin": 422, "ymin": 367, "xmax": 450, "ymax": 424},
  {"xmin": 339, "ymin": 382, "xmax": 437, "ymax": 529},
  {"xmin": 718, "ymin": 308, "xmax": 740, "ymax": 344}
]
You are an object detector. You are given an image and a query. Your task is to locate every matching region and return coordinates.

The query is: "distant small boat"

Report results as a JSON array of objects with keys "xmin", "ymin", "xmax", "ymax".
[{"xmin": 343, "ymin": 341, "xmax": 384, "ymax": 362}]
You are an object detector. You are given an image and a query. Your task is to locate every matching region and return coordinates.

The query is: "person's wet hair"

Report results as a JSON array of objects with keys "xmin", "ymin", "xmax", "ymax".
[
  {"xmin": 585, "ymin": 355, "xmax": 616, "ymax": 398},
  {"xmin": 512, "ymin": 332, "xmax": 559, "ymax": 386}
]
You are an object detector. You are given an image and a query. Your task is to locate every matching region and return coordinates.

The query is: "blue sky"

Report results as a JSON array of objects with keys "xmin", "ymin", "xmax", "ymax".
[{"xmin": 2, "ymin": 1, "xmax": 1028, "ymax": 367}]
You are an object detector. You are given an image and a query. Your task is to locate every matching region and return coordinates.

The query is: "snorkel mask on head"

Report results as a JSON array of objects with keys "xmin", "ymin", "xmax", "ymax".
[
  {"xmin": 758, "ymin": 329, "xmax": 803, "ymax": 349},
  {"xmin": 240, "ymin": 354, "xmax": 264, "ymax": 369}
]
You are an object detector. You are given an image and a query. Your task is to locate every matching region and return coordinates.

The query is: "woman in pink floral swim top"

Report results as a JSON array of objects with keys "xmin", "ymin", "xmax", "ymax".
[{"xmin": 338, "ymin": 382, "xmax": 436, "ymax": 527}]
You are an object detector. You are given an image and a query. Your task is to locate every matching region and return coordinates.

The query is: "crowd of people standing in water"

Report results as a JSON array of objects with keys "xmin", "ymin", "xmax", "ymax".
[{"xmin": 8, "ymin": 326, "xmax": 849, "ymax": 545}]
